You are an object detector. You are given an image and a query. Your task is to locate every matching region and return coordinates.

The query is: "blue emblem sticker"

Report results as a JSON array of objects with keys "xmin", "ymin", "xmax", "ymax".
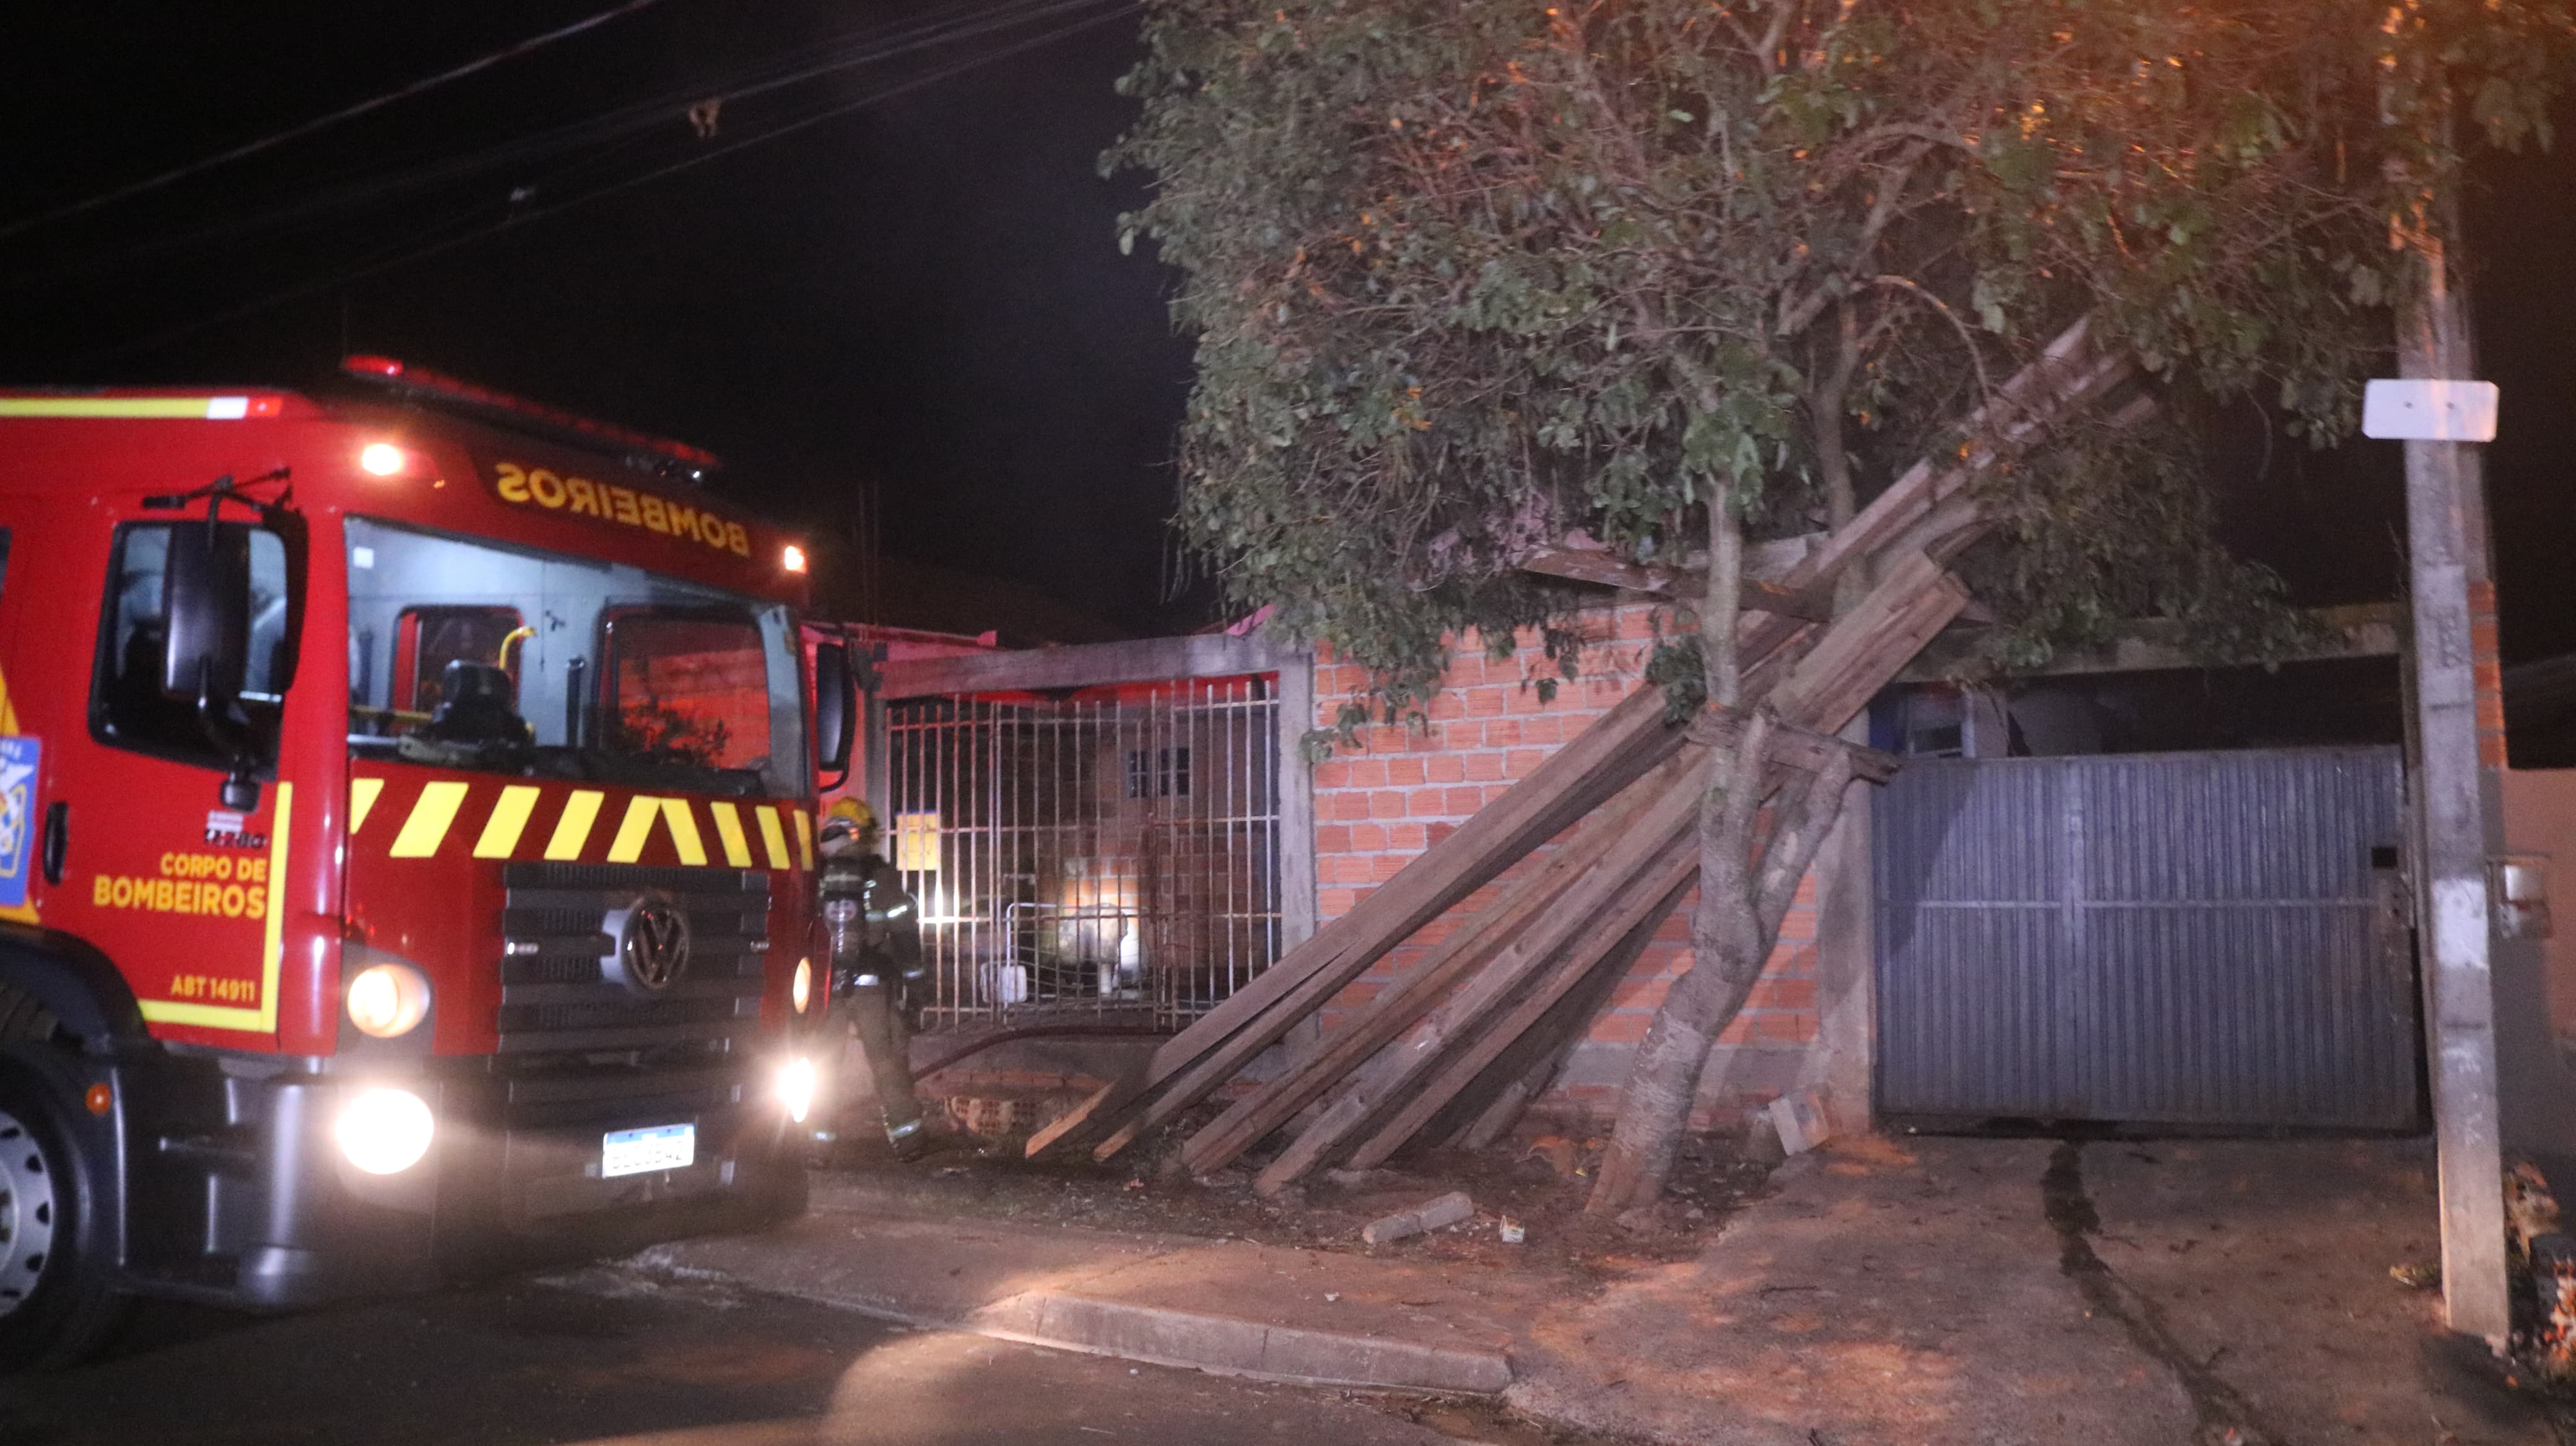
[{"xmin": 0, "ymin": 736, "xmax": 35, "ymax": 907}]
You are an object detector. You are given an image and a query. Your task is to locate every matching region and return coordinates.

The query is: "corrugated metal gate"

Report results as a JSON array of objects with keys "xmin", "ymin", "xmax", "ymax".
[{"xmin": 1874, "ymin": 747, "xmax": 2422, "ymax": 1130}]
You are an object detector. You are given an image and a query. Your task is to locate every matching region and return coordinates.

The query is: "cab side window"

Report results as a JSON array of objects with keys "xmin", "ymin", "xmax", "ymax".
[{"xmin": 92, "ymin": 522, "xmax": 288, "ymax": 770}]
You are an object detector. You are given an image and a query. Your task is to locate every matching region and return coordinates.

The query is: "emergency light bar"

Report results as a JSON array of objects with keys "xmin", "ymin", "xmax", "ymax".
[{"xmin": 340, "ymin": 355, "xmax": 723, "ymax": 472}]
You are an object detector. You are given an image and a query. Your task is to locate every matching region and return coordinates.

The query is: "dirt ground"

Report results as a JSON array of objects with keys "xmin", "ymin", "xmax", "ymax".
[{"xmin": 815, "ymin": 1104, "xmax": 1779, "ymax": 1281}]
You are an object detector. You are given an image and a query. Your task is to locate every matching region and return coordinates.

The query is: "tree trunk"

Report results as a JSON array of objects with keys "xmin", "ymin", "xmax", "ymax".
[
  {"xmin": 1586, "ymin": 739, "xmax": 1857, "ymax": 1215},
  {"xmin": 1587, "ymin": 498, "xmax": 1762, "ymax": 1215}
]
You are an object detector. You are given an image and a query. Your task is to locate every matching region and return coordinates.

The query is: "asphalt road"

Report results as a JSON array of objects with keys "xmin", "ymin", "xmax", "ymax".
[{"xmin": 0, "ymin": 1266, "xmax": 1489, "ymax": 1446}]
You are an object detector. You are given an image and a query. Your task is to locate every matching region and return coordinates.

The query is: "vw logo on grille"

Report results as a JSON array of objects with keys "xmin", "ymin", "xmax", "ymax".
[{"xmin": 615, "ymin": 896, "xmax": 692, "ymax": 994}]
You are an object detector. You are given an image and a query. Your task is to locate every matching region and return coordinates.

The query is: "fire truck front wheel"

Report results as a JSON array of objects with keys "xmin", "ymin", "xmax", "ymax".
[{"xmin": 0, "ymin": 1053, "xmax": 129, "ymax": 1371}]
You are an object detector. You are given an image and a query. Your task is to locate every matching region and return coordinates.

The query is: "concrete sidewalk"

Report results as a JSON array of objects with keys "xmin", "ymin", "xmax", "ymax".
[
  {"xmin": 638, "ymin": 1174, "xmax": 1559, "ymax": 1393},
  {"xmin": 642, "ymin": 1139, "xmax": 2563, "ymax": 1444},
  {"xmin": 1510, "ymin": 1135, "xmax": 2555, "ymax": 1446}
]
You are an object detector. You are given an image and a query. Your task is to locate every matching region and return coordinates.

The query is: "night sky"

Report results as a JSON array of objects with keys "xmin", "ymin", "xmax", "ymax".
[{"xmin": 2, "ymin": 6, "xmax": 2569, "ymax": 657}]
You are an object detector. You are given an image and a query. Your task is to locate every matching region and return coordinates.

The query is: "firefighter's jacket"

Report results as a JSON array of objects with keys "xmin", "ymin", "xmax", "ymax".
[{"xmin": 820, "ymin": 848, "xmax": 925, "ymax": 1001}]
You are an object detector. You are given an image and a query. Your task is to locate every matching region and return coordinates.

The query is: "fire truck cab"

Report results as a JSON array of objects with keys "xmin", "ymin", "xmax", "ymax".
[{"xmin": 0, "ymin": 360, "xmax": 850, "ymax": 1366}]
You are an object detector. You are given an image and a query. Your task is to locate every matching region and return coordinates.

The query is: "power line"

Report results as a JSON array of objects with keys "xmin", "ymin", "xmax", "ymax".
[
  {"xmin": 4, "ymin": 0, "xmax": 1115, "ymax": 296},
  {"xmin": 0, "ymin": 0, "xmax": 667, "ymax": 243},
  {"xmin": 71, "ymin": 0, "xmax": 1142, "ymax": 368}
]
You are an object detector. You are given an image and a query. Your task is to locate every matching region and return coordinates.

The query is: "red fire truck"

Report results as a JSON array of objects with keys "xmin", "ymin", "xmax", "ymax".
[{"xmin": 0, "ymin": 359, "xmax": 853, "ymax": 1366}]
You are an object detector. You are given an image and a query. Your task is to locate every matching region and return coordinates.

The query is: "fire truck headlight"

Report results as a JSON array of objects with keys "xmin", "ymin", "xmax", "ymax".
[
  {"xmin": 335, "ymin": 1087, "xmax": 435, "ymax": 1175},
  {"xmin": 358, "ymin": 442, "xmax": 407, "ymax": 476},
  {"xmin": 792, "ymin": 958, "xmax": 814, "ymax": 1014},
  {"xmin": 778, "ymin": 1056, "xmax": 817, "ymax": 1125},
  {"xmin": 347, "ymin": 962, "xmax": 432, "ymax": 1038}
]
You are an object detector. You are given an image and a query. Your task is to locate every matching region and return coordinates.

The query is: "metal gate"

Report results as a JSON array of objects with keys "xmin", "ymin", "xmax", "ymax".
[
  {"xmin": 886, "ymin": 677, "xmax": 1281, "ymax": 1032},
  {"xmin": 1874, "ymin": 747, "xmax": 2421, "ymax": 1130}
]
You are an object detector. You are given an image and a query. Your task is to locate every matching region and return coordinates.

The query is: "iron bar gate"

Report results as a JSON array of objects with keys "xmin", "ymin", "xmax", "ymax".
[
  {"xmin": 1874, "ymin": 747, "xmax": 2422, "ymax": 1130},
  {"xmin": 886, "ymin": 677, "xmax": 1281, "ymax": 1032}
]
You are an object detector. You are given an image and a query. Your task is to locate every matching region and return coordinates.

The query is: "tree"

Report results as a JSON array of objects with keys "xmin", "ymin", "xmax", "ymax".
[{"xmin": 1113, "ymin": 0, "xmax": 2572, "ymax": 1210}]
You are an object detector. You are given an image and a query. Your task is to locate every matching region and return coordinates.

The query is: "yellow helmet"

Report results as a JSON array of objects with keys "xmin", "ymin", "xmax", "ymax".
[{"xmin": 822, "ymin": 796, "xmax": 877, "ymax": 845}]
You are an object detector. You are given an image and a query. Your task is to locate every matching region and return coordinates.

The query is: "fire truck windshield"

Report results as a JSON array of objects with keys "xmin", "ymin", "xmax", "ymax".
[{"xmin": 345, "ymin": 516, "xmax": 806, "ymax": 798}]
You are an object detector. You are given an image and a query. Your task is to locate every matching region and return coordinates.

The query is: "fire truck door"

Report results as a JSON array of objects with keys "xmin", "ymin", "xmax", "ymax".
[{"xmin": 46, "ymin": 502, "xmax": 296, "ymax": 1045}]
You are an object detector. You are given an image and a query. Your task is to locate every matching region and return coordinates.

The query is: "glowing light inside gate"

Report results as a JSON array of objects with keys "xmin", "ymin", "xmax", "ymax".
[
  {"xmin": 781, "ymin": 544, "xmax": 808, "ymax": 574},
  {"xmin": 358, "ymin": 442, "xmax": 408, "ymax": 476}
]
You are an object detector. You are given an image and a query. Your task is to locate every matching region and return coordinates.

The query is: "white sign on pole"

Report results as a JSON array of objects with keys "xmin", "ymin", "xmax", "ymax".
[{"xmin": 2362, "ymin": 378, "xmax": 2499, "ymax": 442}]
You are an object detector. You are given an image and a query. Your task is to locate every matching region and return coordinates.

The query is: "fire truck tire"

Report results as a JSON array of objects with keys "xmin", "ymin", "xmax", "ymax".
[{"xmin": 0, "ymin": 1053, "xmax": 129, "ymax": 1372}]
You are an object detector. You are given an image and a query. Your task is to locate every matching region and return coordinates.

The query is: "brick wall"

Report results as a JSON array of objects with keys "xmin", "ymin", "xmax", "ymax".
[{"xmin": 1308, "ymin": 604, "xmax": 1823, "ymax": 1134}]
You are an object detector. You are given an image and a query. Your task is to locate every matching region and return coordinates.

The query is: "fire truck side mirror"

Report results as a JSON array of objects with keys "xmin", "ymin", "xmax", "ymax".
[
  {"xmin": 813, "ymin": 641, "xmax": 856, "ymax": 786},
  {"xmin": 161, "ymin": 519, "xmax": 253, "ymax": 707}
]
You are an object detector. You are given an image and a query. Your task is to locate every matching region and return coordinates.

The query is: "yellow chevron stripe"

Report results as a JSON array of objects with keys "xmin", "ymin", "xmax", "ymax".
[
  {"xmin": 545, "ymin": 790, "xmax": 605, "ymax": 861},
  {"xmin": 708, "ymin": 802, "xmax": 753, "ymax": 867},
  {"xmin": 755, "ymin": 805, "xmax": 790, "ymax": 869},
  {"xmin": 349, "ymin": 777, "xmax": 385, "ymax": 835},
  {"xmin": 794, "ymin": 809, "xmax": 814, "ymax": 869},
  {"xmin": 388, "ymin": 782, "xmax": 469, "ymax": 858},
  {"xmin": 606, "ymin": 796, "xmax": 663, "ymax": 863},
  {"xmin": 474, "ymin": 785, "xmax": 543, "ymax": 858},
  {"xmin": 659, "ymin": 798, "xmax": 708, "ymax": 866}
]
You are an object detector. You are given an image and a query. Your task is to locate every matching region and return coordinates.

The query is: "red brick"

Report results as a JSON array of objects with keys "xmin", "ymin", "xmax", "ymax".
[
  {"xmin": 1319, "ymin": 887, "xmax": 1357, "ymax": 918},
  {"xmin": 1585, "ymin": 1009, "xmax": 1652, "ymax": 1044},
  {"xmin": 1505, "ymin": 748, "xmax": 1549, "ymax": 779},
  {"xmin": 1463, "ymin": 752, "xmax": 1505, "ymax": 782},
  {"xmin": 1426, "ymin": 755, "xmax": 1467, "ymax": 784},
  {"xmin": 1609, "ymin": 977, "xmax": 1673, "ymax": 1011},
  {"xmin": 1314, "ymin": 824, "xmax": 1351, "ymax": 854},
  {"xmin": 1520, "ymin": 715, "xmax": 1565, "ymax": 746},
  {"xmin": 1346, "ymin": 822, "xmax": 1388, "ymax": 851},
  {"xmin": 1346, "ymin": 758, "xmax": 1388, "ymax": 788},
  {"xmin": 1425, "ymin": 821, "xmax": 1458, "ymax": 847},
  {"xmin": 1483, "ymin": 718, "xmax": 1523, "ymax": 747},
  {"xmin": 1388, "ymin": 822, "xmax": 1427, "ymax": 852},
  {"xmin": 1383, "ymin": 756, "xmax": 1425, "ymax": 786},
  {"xmin": 1427, "ymin": 693, "xmax": 1466, "ymax": 721},
  {"xmin": 1369, "ymin": 854, "xmax": 1406, "ymax": 882},
  {"xmin": 1313, "ymin": 760, "xmax": 1352, "ymax": 789},
  {"xmin": 1445, "ymin": 786, "xmax": 1485, "ymax": 814},
  {"xmin": 1409, "ymin": 787, "xmax": 1450, "ymax": 816},
  {"xmin": 1370, "ymin": 790, "xmax": 1411, "ymax": 820},
  {"xmin": 1328, "ymin": 792, "xmax": 1370, "ymax": 822},
  {"xmin": 1482, "ymin": 784, "xmax": 1515, "ymax": 806}
]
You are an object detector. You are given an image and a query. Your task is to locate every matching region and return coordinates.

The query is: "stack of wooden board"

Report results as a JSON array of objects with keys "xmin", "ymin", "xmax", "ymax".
[{"xmin": 1027, "ymin": 318, "xmax": 2137, "ymax": 1184}]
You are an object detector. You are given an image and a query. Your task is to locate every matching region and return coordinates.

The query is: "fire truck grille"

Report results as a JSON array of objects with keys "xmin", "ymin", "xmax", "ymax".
[{"xmin": 492, "ymin": 862, "xmax": 775, "ymax": 1128}]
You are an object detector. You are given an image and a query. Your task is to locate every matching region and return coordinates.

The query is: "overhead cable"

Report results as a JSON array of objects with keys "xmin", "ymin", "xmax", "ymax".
[
  {"xmin": 0, "ymin": 0, "xmax": 666, "ymax": 243},
  {"xmin": 72, "ymin": 0, "xmax": 1142, "ymax": 367}
]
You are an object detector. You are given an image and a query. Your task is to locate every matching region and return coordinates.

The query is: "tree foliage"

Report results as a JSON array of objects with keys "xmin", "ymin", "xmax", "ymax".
[{"xmin": 1115, "ymin": 0, "xmax": 2572, "ymax": 707}]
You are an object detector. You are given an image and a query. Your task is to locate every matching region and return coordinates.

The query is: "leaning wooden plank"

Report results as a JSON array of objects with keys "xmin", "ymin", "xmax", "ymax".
[
  {"xmin": 1342, "ymin": 845, "xmax": 1702, "ymax": 1173},
  {"xmin": 1765, "ymin": 550, "xmax": 1975, "ymax": 734},
  {"xmin": 1024, "ymin": 682, "xmax": 1690, "ymax": 1158},
  {"xmin": 1178, "ymin": 748, "xmax": 1698, "ymax": 1176},
  {"xmin": 1687, "ymin": 704, "xmax": 1904, "ymax": 783},
  {"xmin": 1775, "ymin": 317, "xmax": 2121, "ymax": 598},
  {"xmin": 1079, "ymin": 689, "xmax": 1699, "ymax": 1162},
  {"xmin": 1248, "ymin": 755, "xmax": 1718, "ymax": 1190},
  {"xmin": 1443, "ymin": 885, "xmax": 1681, "ymax": 1152}
]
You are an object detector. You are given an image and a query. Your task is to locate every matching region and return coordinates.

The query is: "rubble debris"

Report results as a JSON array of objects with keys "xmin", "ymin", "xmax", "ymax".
[
  {"xmin": 1768, "ymin": 1088, "xmax": 1834, "ymax": 1156},
  {"xmin": 1362, "ymin": 1191, "xmax": 1476, "ymax": 1247},
  {"xmin": 1498, "ymin": 1217, "xmax": 1526, "ymax": 1245},
  {"xmin": 2388, "ymin": 1261, "xmax": 2440, "ymax": 1289}
]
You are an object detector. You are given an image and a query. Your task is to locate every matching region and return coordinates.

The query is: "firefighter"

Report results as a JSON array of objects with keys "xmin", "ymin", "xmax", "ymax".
[{"xmin": 820, "ymin": 798, "xmax": 934, "ymax": 1161}]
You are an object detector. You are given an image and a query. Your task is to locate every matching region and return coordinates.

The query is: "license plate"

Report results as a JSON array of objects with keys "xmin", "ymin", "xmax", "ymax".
[{"xmin": 601, "ymin": 1123, "xmax": 695, "ymax": 1178}]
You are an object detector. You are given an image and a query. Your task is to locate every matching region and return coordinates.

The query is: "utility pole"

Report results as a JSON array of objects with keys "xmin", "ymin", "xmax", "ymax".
[{"xmin": 2381, "ymin": 224, "xmax": 2510, "ymax": 1343}]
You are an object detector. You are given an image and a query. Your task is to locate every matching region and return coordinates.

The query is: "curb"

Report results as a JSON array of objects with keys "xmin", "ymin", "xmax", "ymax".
[
  {"xmin": 967, "ymin": 1289, "xmax": 1515, "ymax": 1394},
  {"xmin": 632, "ymin": 1239, "xmax": 1514, "ymax": 1395}
]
